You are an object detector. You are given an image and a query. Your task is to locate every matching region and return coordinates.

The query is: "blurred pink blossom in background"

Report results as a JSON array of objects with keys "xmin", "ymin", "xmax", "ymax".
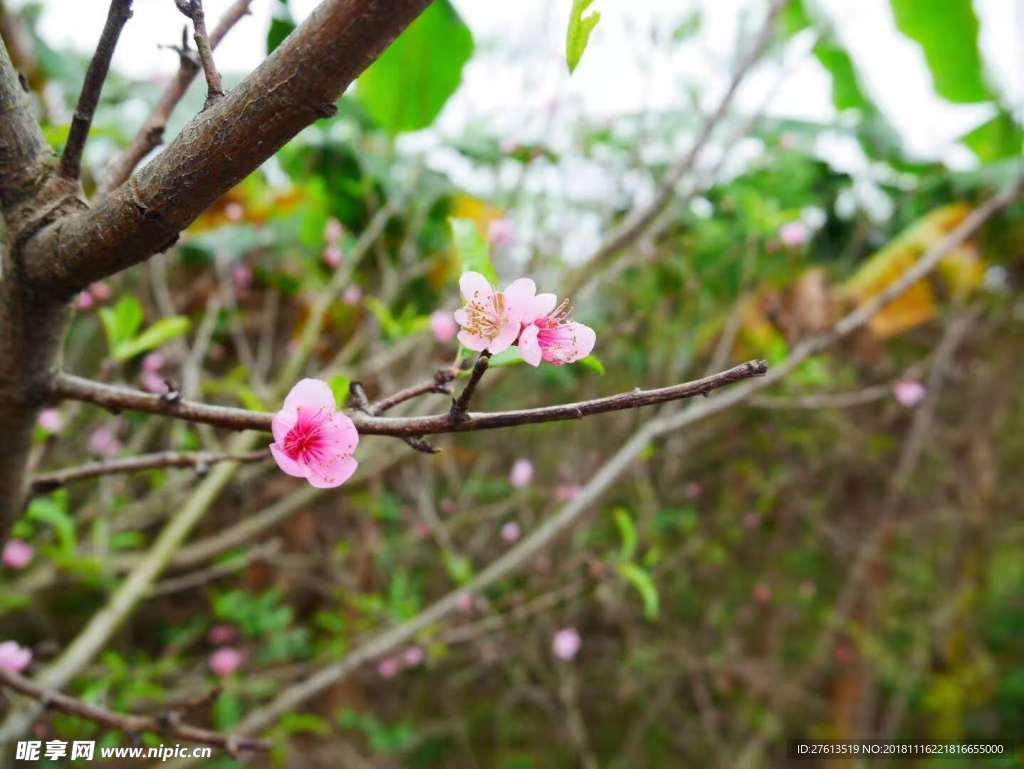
[
  {"xmin": 2, "ymin": 540, "xmax": 34, "ymax": 570},
  {"xmin": 0, "ymin": 641, "xmax": 32, "ymax": 673},
  {"xmin": 552, "ymin": 628, "xmax": 581, "ymax": 661},
  {"xmin": 684, "ymin": 482, "xmax": 703, "ymax": 500},
  {"xmin": 90, "ymin": 282, "xmax": 111, "ymax": 302},
  {"xmin": 209, "ymin": 647, "xmax": 244, "ymax": 677},
  {"xmin": 224, "ymin": 202, "xmax": 244, "ymax": 222},
  {"xmin": 555, "ymin": 484, "xmax": 582, "ymax": 502},
  {"xmin": 323, "ymin": 245, "xmax": 342, "ymax": 268},
  {"xmin": 430, "ymin": 310, "xmax": 458, "ymax": 344},
  {"xmin": 487, "ymin": 218, "xmax": 516, "ymax": 247},
  {"xmin": 501, "ymin": 521, "xmax": 521, "ymax": 543},
  {"xmin": 324, "ymin": 218, "xmax": 344, "ymax": 244},
  {"xmin": 88, "ymin": 425, "xmax": 122, "ymax": 459},
  {"xmin": 509, "ymin": 458, "xmax": 534, "ymax": 488},
  {"xmin": 343, "ymin": 286, "xmax": 363, "ymax": 306},
  {"xmin": 894, "ymin": 380, "xmax": 927, "ymax": 407},
  {"xmin": 403, "ymin": 646, "xmax": 424, "ymax": 667},
  {"xmin": 377, "ymin": 657, "xmax": 401, "ymax": 679},
  {"xmin": 779, "ymin": 221, "xmax": 808, "ymax": 248},
  {"xmin": 37, "ymin": 408, "xmax": 63, "ymax": 434},
  {"xmin": 207, "ymin": 624, "xmax": 237, "ymax": 645},
  {"xmin": 75, "ymin": 291, "xmax": 95, "ymax": 310},
  {"xmin": 232, "ymin": 264, "xmax": 253, "ymax": 294}
]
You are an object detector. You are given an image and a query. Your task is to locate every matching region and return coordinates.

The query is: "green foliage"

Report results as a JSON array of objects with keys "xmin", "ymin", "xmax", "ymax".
[
  {"xmin": 99, "ymin": 295, "xmax": 190, "ymax": 361},
  {"xmin": 357, "ymin": 0, "xmax": 473, "ymax": 133},
  {"xmin": 337, "ymin": 709, "xmax": 418, "ymax": 754},
  {"xmin": 566, "ymin": 0, "xmax": 601, "ymax": 74},
  {"xmin": 266, "ymin": 0, "xmax": 295, "ymax": 54},
  {"xmin": 328, "ymin": 374, "xmax": 353, "ymax": 409},
  {"xmin": 448, "ymin": 217, "xmax": 497, "ymax": 283},
  {"xmin": 961, "ymin": 111, "xmax": 1024, "ymax": 163},
  {"xmin": 890, "ymin": 0, "xmax": 991, "ymax": 103}
]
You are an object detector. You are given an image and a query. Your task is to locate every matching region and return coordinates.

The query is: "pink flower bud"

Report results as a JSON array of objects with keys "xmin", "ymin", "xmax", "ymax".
[
  {"xmin": 551, "ymin": 628, "xmax": 581, "ymax": 661},
  {"xmin": 500, "ymin": 521, "xmax": 521, "ymax": 543},
  {"xmin": 75, "ymin": 292, "xmax": 95, "ymax": 310},
  {"xmin": 509, "ymin": 459, "xmax": 533, "ymax": 488},
  {"xmin": 37, "ymin": 408, "xmax": 63, "ymax": 434},
  {"xmin": 430, "ymin": 310, "xmax": 457, "ymax": 344},
  {"xmin": 209, "ymin": 647, "xmax": 244, "ymax": 677},
  {"xmin": 323, "ymin": 246, "xmax": 342, "ymax": 268},
  {"xmin": 324, "ymin": 218, "xmax": 344, "ymax": 244},
  {"xmin": 779, "ymin": 221, "xmax": 808, "ymax": 248},
  {"xmin": 89, "ymin": 282, "xmax": 111, "ymax": 302},
  {"xmin": 225, "ymin": 202, "xmax": 245, "ymax": 222},
  {"xmin": 487, "ymin": 218, "xmax": 516, "ymax": 247},
  {"xmin": 0, "ymin": 641, "xmax": 32, "ymax": 674},
  {"xmin": 2, "ymin": 540, "xmax": 35, "ymax": 570},
  {"xmin": 893, "ymin": 380, "xmax": 926, "ymax": 408},
  {"xmin": 343, "ymin": 286, "xmax": 363, "ymax": 306},
  {"xmin": 377, "ymin": 657, "xmax": 401, "ymax": 679}
]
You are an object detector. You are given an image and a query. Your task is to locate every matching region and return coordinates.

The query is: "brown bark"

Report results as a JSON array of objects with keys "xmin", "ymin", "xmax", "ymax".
[{"xmin": 20, "ymin": 0, "xmax": 432, "ymax": 298}]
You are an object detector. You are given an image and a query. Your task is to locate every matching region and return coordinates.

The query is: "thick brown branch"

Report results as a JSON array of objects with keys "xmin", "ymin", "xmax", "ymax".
[
  {"xmin": 0, "ymin": 668, "xmax": 269, "ymax": 754},
  {"xmin": 30, "ymin": 449, "xmax": 267, "ymax": 494},
  {"xmin": 52, "ymin": 361, "xmax": 767, "ymax": 437},
  {"xmin": 58, "ymin": 0, "xmax": 133, "ymax": 182},
  {"xmin": 22, "ymin": 0, "xmax": 433, "ymax": 297},
  {"xmin": 100, "ymin": 0, "xmax": 254, "ymax": 195},
  {"xmin": 174, "ymin": 0, "xmax": 224, "ymax": 107}
]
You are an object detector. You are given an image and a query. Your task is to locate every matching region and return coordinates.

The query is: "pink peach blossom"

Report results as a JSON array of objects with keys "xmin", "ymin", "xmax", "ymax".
[
  {"xmin": 207, "ymin": 625, "xmax": 237, "ymax": 645},
  {"xmin": 430, "ymin": 310, "xmax": 458, "ymax": 344},
  {"xmin": 501, "ymin": 521, "xmax": 521, "ymax": 543},
  {"xmin": 325, "ymin": 218, "xmax": 344, "ymax": 244},
  {"xmin": 88, "ymin": 426, "xmax": 121, "ymax": 459},
  {"xmin": 487, "ymin": 218, "xmax": 516, "ymax": 247},
  {"xmin": 551, "ymin": 628, "xmax": 581, "ymax": 661},
  {"xmin": 142, "ymin": 352, "xmax": 165, "ymax": 373},
  {"xmin": 403, "ymin": 646, "xmax": 424, "ymax": 667},
  {"xmin": 454, "ymin": 272, "xmax": 536, "ymax": 355},
  {"xmin": 893, "ymin": 380, "xmax": 926, "ymax": 408},
  {"xmin": 2, "ymin": 540, "xmax": 34, "ymax": 570},
  {"xmin": 509, "ymin": 458, "xmax": 533, "ymax": 488},
  {"xmin": 343, "ymin": 286, "xmax": 363, "ymax": 306},
  {"xmin": 208, "ymin": 647, "xmax": 244, "ymax": 677},
  {"xmin": 75, "ymin": 292, "xmax": 95, "ymax": 310},
  {"xmin": 555, "ymin": 484, "xmax": 582, "ymax": 502},
  {"xmin": 377, "ymin": 657, "xmax": 400, "ymax": 679},
  {"xmin": 518, "ymin": 296, "xmax": 596, "ymax": 367},
  {"xmin": 37, "ymin": 408, "xmax": 63, "ymax": 434},
  {"xmin": 89, "ymin": 282, "xmax": 111, "ymax": 302},
  {"xmin": 269, "ymin": 378, "xmax": 359, "ymax": 488},
  {"xmin": 779, "ymin": 221, "xmax": 808, "ymax": 248},
  {"xmin": 0, "ymin": 641, "xmax": 32, "ymax": 674},
  {"xmin": 141, "ymin": 371, "xmax": 167, "ymax": 394},
  {"xmin": 323, "ymin": 246, "xmax": 342, "ymax": 268}
]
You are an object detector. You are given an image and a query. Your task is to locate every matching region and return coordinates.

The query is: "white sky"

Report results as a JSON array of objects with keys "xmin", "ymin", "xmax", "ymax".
[{"xmin": 18, "ymin": 0, "xmax": 1022, "ymax": 163}]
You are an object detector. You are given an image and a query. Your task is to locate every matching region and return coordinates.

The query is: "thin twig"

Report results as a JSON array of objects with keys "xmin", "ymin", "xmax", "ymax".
[
  {"xmin": 370, "ymin": 368, "xmax": 457, "ymax": 414},
  {"xmin": 0, "ymin": 668, "xmax": 269, "ymax": 753},
  {"xmin": 29, "ymin": 450, "xmax": 267, "ymax": 494},
  {"xmin": 51, "ymin": 360, "xmax": 768, "ymax": 437},
  {"xmin": 59, "ymin": 0, "xmax": 133, "ymax": 181},
  {"xmin": 450, "ymin": 352, "xmax": 490, "ymax": 420},
  {"xmin": 174, "ymin": 0, "xmax": 223, "ymax": 107},
  {"xmin": 100, "ymin": 0, "xmax": 253, "ymax": 195}
]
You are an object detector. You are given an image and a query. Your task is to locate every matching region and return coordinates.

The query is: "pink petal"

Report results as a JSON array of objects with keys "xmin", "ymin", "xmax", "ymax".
[
  {"xmin": 568, "ymin": 322, "xmax": 596, "ymax": 360},
  {"xmin": 501, "ymin": 278, "xmax": 537, "ymax": 322},
  {"xmin": 271, "ymin": 410, "xmax": 297, "ymax": 446},
  {"xmin": 487, "ymin": 319, "xmax": 521, "ymax": 354},
  {"xmin": 457, "ymin": 329, "xmax": 489, "ymax": 352},
  {"xmin": 269, "ymin": 444, "xmax": 311, "ymax": 479},
  {"xmin": 459, "ymin": 272, "xmax": 494, "ymax": 305},
  {"xmin": 453, "ymin": 308, "xmax": 469, "ymax": 326},
  {"xmin": 282, "ymin": 378, "xmax": 336, "ymax": 417},
  {"xmin": 321, "ymin": 412, "xmax": 360, "ymax": 453},
  {"xmin": 518, "ymin": 324, "xmax": 542, "ymax": 366},
  {"xmin": 307, "ymin": 456, "xmax": 358, "ymax": 489},
  {"xmin": 527, "ymin": 293, "xmax": 557, "ymax": 323}
]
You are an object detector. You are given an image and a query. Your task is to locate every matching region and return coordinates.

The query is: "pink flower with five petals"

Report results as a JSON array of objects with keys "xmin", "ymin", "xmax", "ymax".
[
  {"xmin": 454, "ymin": 272, "xmax": 536, "ymax": 354},
  {"xmin": 518, "ymin": 294, "xmax": 596, "ymax": 367},
  {"xmin": 270, "ymin": 379, "xmax": 359, "ymax": 488}
]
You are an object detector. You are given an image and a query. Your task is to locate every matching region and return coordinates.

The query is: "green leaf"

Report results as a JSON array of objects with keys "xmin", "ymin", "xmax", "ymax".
[
  {"xmin": 487, "ymin": 347, "xmax": 523, "ymax": 369},
  {"xmin": 266, "ymin": 0, "xmax": 295, "ymax": 54},
  {"xmin": 448, "ymin": 218, "xmax": 497, "ymax": 284},
  {"xmin": 357, "ymin": 0, "xmax": 473, "ymax": 133},
  {"xmin": 329, "ymin": 374, "xmax": 353, "ymax": 409},
  {"xmin": 577, "ymin": 355, "xmax": 605, "ymax": 375},
  {"xmin": 961, "ymin": 111, "xmax": 1024, "ymax": 163},
  {"xmin": 613, "ymin": 507, "xmax": 637, "ymax": 562},
  {"xmin": 27, "ymin": 491, "xmax": 75, "ymax": 558},
  {"xmin": 890, "ymin": 0, "xmax": 991, "ymax": 104},
  {"xmin": 99, "ymin": 295, "xmax": 144, "ymax": 352},
  {"xmin": 813, "ymin": 40, "xmax": 872, "ymax": 113},
  {"xmin": 112, "ymin": 316, "xmax": 191, "ymax": 362},
  {"xmin": 618, "ymin": 562, "xmax": 660, "ymax": 620},
  {"xmin": 566, "ymin": 0, "xmax": 601, "ymax": 74}
]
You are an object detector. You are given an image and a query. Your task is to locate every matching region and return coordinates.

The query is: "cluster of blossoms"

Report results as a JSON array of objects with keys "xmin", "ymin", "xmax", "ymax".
[
  {"xmin": 454, "ymin": 272, "xmax": 596, "ymax": 366},
  {"xmin": 376, "ymin": 645, "xmax": 425, "ymax": 679},
  {"xmin": 207, "ymin": 625, "xmax": 245, "ymax": 678}
]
